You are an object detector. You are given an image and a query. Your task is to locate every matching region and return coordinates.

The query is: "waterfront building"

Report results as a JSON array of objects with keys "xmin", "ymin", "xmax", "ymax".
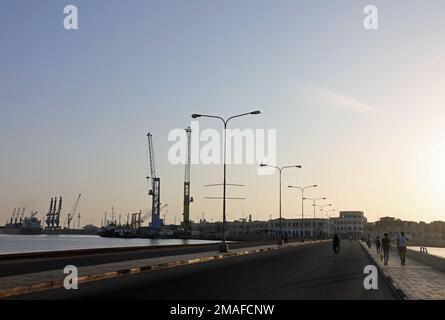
[{"xmin": 330, "ymin": 211, "xmax": 367, "ymax": 240}]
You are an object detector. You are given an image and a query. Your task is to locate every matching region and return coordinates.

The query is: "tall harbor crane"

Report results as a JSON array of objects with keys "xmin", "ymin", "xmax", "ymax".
[
  {"xmin": 66, "ymin": 193, "xmax": 81, "ymax": 229},
  {"xmin": 46, "ymin": 197, "xmax": 62, "ymax": 229},
  {"xmin": 183, "ymin": 127, "xmax": 193, "ymax": 231},
  {"xmin": 147, "ymin": 132, "xmax": 162, "ymax": 231}
]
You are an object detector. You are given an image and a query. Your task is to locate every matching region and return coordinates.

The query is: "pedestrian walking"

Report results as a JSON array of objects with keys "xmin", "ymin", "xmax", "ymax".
[
  {"xmin": 366, "ymin": 234, "xmax": 372, "ymax": 249},
  {"xmin": 398, "ymin": 231, "xmax": 408, "ymax": 266},
  {"xmin": 375, "ymin": 236, "xmax": 381, "ymax": 254},
  {"xmin": 381, "ymin": 233, "xmax": 391, "ymax": 266},
  {"xmin": 333, "ymin": 233, "xmax": 340, "ymax": 255}
]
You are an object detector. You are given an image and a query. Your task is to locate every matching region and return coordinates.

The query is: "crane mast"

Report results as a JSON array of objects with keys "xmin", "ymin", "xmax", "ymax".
[
  {"xmin": 183, "ymin": 127, "xmax": 193, "ymax": 231},
  {"xmin": 147, "ymin": 132, "xmax": 162, "ymax": 231}
]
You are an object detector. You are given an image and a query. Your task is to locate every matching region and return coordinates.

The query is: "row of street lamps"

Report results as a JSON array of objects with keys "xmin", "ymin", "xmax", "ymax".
[{"xmin": 191, "ymin": 110, "xmax": 335, "ymax": 252}]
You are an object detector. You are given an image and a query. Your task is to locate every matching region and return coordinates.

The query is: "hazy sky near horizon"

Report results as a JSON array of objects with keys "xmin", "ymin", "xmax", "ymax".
[{"xmin": 1, "ymin": 0, "xmax": 445, "ymax": 225}]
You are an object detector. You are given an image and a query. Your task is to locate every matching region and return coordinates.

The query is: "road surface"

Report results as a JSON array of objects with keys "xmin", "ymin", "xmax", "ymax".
[
  {"xmin": 0, "ymin": 241, "xmax": 276, "ymax": 277},
  {"xmin": 11, "ymin": 241, "xmax": 397, "ymax": 300}
]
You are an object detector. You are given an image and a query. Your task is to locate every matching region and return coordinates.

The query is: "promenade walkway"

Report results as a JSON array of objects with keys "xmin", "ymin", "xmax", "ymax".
[{"xmin": 361, "ymin": 242, "xmax": 445, "ymax": 299}]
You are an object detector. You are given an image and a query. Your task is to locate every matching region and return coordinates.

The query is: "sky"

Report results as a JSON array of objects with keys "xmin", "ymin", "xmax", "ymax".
[{"xmin": 1, "ymin": 0, "xmax": 445, "ymax": 226}]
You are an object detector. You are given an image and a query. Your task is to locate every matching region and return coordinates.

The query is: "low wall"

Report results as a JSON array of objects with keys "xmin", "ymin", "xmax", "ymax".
[
  {"xmin": 406, "ymin": 248, "xmax": 445, "ymax": 273},
  {"xmin": 407, "ymin": 240, "xmax": 445, "ymax": 247}
]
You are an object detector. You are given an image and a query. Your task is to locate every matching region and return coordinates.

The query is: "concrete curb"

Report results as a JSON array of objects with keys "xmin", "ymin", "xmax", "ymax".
[
  {"xmin": 0, "ymin": 241, "xmax": 321, "ymax": 299},
  {"xmin": 359, "ymin": 241, "xmax": 409, "ymax": 300}
]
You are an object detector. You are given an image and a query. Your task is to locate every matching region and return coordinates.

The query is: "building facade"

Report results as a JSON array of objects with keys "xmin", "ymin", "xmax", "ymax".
[
  {"xmin": 366, "ymin": 217, "xmax": 445, "ymax": 241},
  {"xmin": 191, "ymin": 212, "xmax": 367, "ymax": 240},
  {"xmin": 330, "ymin": 211, "xmax": 367, "ymax": 239}
]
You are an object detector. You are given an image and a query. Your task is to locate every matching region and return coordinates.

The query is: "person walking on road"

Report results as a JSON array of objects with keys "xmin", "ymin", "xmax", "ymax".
[
  {"xmin": 381, "ymin": 233, "xmax": 391, "ymax": 266},
  {"xmin": 398, "ymin": 232, "xmax": 408, "ymax": 266},
  {"xmin": 375, "ymin": 236, "xmax": 381, "ymax": 254},
  {"xmin": 366, "ymin": 234, "xmax": 372, "ymax": 249},
  {"xmin": 333, "ymin": 233, "xmax": 340, "ymax": 255}
]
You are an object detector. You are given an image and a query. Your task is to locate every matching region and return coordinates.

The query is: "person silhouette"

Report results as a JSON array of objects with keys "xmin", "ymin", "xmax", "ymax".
[{"xmin": 333, "ymin": 233, "xmax": 340, "ymax": 255}]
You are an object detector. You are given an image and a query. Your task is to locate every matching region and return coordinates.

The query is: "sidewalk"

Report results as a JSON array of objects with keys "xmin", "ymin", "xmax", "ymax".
[
  {"xmin": 0, "ymin": 240, "xmax": 323, "ymax": 299},
  {"xmin": 361, "ymin": 242, "xmax": 445, "ymax": 300}
]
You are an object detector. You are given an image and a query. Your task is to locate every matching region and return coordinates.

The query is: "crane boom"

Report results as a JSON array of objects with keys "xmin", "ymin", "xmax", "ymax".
[
  {"xmin": 147, "ymin": 133, "xmax": 157, "ymax": 180},
  {"xmin": 66, "ymin": 193, "xmax": 81, "ymax": 229}
]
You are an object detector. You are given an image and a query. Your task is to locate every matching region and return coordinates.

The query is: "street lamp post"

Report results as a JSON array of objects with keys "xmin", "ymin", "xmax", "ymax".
[
  {"xmin": 288, "ymin": 185, "xmax": 317, "ymax": 241},
  {"xmin": 322, "ymin": 208, "xmax": 336, "ymax": 218},
  {"xmin": 260, "ymin": 164, "xmax": 302, "ymax": 245},
  {"xmin": 314, "ymin": 204, "xmax": 333, "ymax": 218},
  {"xmin": 303, "ymin": 197, "xmax": 326, "ymax": 239},
  {"xmin": 192, "ymin": 110, "xmax": 261, "ymax": 253}
]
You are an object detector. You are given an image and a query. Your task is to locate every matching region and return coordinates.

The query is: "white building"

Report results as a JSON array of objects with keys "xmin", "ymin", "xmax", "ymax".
[
  {"xmin": 191, "ymin": 211, "xmax": 367, "ymax": 240},
  {"xmin": 330, "ymin": 211, "xmax": 366, "ymax": 239}
]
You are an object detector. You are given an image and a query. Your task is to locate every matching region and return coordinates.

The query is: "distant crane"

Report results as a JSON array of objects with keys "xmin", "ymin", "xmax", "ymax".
[
  {"xmin": 183, "ymin": 127, "xmax": 193, "ymax": 232},
  {"xmin": 147, "ymin": 132, "xmax": 162, "ymax": 230},
  {"xmin": 66, "ymin": 194, "xmax": 81, "ymax": 229},
  {"xmin": 140, "ymin": 204, "xmax": 168, "ymax": 224},
  {"xmin": 19, "ymin": 207, "xmax": 25, "ymax": 223},
  {"xmin": 25, "ymin": 210, "xmax": 39, "ymax": 222},
  {"xmin": 9, "ymin": 208, "xmax": 16, "ymax": 224},
  {"xmin": 15, "ymin": 207, "xmax": 20, "ymax": 223}
]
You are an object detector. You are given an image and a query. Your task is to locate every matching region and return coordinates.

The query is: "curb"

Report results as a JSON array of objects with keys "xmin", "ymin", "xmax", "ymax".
[
  {"xmin": 359, "ymin": 241, "xmax": 409, "ymax": 300},
  {"xmin": 0, "ymin": 241, "xmax": 317, "ymax": 299}
]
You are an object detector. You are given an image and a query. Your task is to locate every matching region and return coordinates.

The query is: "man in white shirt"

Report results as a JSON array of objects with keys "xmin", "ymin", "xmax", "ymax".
[{"xmin": 398, "ymin": 232, "xmax": 408, "ymax": 266}]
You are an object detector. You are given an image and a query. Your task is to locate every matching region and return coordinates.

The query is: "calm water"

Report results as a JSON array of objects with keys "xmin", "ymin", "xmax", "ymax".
[
  {"xmin": 409, "ymin": 246, "xmax": 445, "ymax": 259},
  {"xmin": 0, "ymin": 234, "xmax": 220, "ymax": 255}
]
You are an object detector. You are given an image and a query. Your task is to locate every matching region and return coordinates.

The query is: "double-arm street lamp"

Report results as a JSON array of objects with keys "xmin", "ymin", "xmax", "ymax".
[
  {"xmin": 303, "ymin": 197, "xmax": 326, "ymax": 239},
  {"xmin": 260, "ymin": 164, "xmax": 302, "ymax": 245},
  {"xmin": 303, "ymin": 197, "xmax": 326, "ymax": 219},
  {"xmin": 314, "ymin": 203, "xmax": 333, "ymax": 218},
  {"xmin": 192, "ymin": 110, "xmax": 261, "ymax": 253},
  {"xmin": 322, "ymin": 208, "xmax": 336, "ymax": 218},
  {"xmin": 288, "ymin": 185, "xmax": 317, "ymax": 241}
]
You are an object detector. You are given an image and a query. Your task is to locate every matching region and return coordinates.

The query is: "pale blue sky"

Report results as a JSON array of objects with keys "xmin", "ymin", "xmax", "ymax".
[{"xmin": 1, "ymin": 0, "xmax": 445, "ymax": 225}]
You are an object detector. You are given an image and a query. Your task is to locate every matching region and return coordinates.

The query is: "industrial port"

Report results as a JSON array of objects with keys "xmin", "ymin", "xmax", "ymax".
[{"xmin": 1, "ymin": 129, "xmax": 195, "ymax": 239}]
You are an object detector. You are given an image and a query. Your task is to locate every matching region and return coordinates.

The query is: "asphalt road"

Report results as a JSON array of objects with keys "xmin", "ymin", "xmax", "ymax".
[
  {"xmin": 12, "ymin": 241, "xmax": 397, "ymax": 300},
  {"xmin": 0, "ymin": 241, "xmax": 278, "ymax": 277}
]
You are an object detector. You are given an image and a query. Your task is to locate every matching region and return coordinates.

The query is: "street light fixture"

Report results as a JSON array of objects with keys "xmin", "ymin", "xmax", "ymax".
[
  {"xmin": 192, "ymin": 110, "xmax": 261, "ymax": 253},
  {"xmin": 303, "ymin": 197, "xmax": 326, "ymax": 240},
  {"xmin": 260, "ymin": 164, "xmax": 302, "ymax": 245},
  {"xmin": 314, "ymin": 203, "xmax": 333, "ymax": 218},
  {"xmin": 322, "ymin": 208, "xmax": 336, "ymax": 218},
  {"xmin": 288, "ymin": 185, "xmax": 318, "ymax": 241}
]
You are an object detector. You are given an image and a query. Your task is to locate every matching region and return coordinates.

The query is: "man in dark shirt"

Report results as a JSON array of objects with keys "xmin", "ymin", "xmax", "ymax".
[{"xmin": 381, "ymin": 233, "xmax": 391, "ymax": 266}]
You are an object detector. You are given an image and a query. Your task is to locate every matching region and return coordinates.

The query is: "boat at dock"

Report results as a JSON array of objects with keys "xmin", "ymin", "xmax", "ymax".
[{"xmin": 0, "ymin": 212, "xmax": 43, "ymax": 235}]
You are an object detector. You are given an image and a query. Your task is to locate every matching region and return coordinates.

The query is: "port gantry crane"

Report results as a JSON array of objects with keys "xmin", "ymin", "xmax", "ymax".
[
  {"xmin": 147, "ymin": 132, "xmax": 162, "ymax": 231},
  {"xmin": 183, "ymin": 127, "xmax": 193, "ymax": 232},
  {"xmin": 9, "ymin": 208, "xmax": 16, "ymax": 224}
]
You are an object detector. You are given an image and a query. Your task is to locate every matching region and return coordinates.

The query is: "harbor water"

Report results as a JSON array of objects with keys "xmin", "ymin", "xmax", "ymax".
[
  {"xmin": 408, "ymin": 246, "xmax": 445, "ymax": 259},
  {"xmin": 0, "ymin": 234, "xmax": 220, "ymax": 255}
]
